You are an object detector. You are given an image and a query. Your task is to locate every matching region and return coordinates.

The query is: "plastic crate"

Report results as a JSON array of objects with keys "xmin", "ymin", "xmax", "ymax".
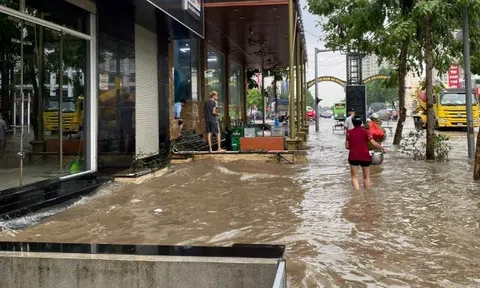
[
  {"xmin": 244, "ymin": 127, "xmax": 256, "ymax": 138},
  {"xmin": 271, "ymin": 126, "xmax": 285, "ymax": 137}
]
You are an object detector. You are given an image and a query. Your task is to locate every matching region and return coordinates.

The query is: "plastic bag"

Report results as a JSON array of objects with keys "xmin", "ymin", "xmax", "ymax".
[{"xmin": 369, "ymin": 121, "xmax": 385, "ymax": 141}]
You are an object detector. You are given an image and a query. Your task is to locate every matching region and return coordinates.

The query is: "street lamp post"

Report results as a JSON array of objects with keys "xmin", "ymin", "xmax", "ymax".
[
  {"xmin": 462, "ymin": 4, "xmax": 475, "ymax": 159},
  {"xmin": 314, "ymin": 48, "xmax": 331, "ymax": 132}
]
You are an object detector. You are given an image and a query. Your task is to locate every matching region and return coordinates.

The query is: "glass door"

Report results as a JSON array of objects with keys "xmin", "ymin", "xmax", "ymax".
[
  {"xmin": 0, "ymin": 9, "xmax": 89, "ymax": 190},
  {"xmin": 3, "ymin": 14, "xmax": 63, "ymax": 188}
]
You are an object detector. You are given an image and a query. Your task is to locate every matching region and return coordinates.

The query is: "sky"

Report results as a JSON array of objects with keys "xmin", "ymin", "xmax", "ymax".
[{"xmin": 300, "ymin": 0, "xmax": 346, "ymax": 107}]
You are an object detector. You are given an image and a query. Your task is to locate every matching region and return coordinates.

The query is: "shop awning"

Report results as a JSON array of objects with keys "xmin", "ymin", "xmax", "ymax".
[{"xmin": 204, "ymin": 0, "xmax": 306, "ymax": 69}]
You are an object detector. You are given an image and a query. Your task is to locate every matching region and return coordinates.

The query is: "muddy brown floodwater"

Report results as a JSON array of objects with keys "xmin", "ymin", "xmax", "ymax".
[{"xmin": 2, "ymin": 118, "xmax": 480, "ymax": 287}]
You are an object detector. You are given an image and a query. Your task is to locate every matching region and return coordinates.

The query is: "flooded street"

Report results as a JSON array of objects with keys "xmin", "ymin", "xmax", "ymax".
[{"xmin": 2, "ymin": 118, "xmax": 480, "ymax": 287}]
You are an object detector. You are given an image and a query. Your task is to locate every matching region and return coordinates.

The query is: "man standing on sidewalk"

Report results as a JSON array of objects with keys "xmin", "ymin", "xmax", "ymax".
[{"xmin": 204, "ymin": 91, "xmax": 225, "ymax": 153}]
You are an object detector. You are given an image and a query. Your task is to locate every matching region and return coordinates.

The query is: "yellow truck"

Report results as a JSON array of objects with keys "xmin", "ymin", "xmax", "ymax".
[
  {"xmin": 43, "ymin": 96, "xmax": 84, "ymax": 133},
  {"xmin": 412, "ymin": 85, "xmax": 480, "ymax": 129}
]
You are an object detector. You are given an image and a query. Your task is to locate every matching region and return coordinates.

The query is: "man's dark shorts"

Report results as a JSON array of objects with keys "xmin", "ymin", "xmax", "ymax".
[
  {"xmin": 206, "ymin": 120, "xmax": 219, "ymax": 134},
  {"xmin": 348, "ymin": 160, "xmax": 372, "ymax": 167}
]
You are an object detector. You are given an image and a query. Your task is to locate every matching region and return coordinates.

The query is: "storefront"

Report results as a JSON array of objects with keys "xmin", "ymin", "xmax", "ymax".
[
  {"xmin": 172, "ymin": 23, "xmax": 202, "ymax": 134},
  {"xmin": 94, "ymin": 0, "xmax": 205, "ymax": 170},
  {"xmin": 205, "ymin": 45, "xmax": 227, "ymax": 129},
  {"xmin": 0, "ymin": 0, "xmax": 97, "ymax": 191},
  {"xmin": 0, "ymin": 0, "xmax": 205, "ymax": 192},
  {"xmin": 229, "ymin": 60, "xmax": 245, "ymax": 125}
]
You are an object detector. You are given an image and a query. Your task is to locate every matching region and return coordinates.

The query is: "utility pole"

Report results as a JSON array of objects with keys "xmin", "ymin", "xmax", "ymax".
[
  {"xmin": 462, "ymin": 4, "xmax": 475, "ymax": 159},
  {"xmin": 314, "ymin": 48, "xmax": 319, "ymax": 132},
  {"xmin": 314, "ymin": 48, "xmax": 331, "ymax": 132},
  {"xmin": 261, "ymin": 57, "xmax": 266, "ymax": 136}
]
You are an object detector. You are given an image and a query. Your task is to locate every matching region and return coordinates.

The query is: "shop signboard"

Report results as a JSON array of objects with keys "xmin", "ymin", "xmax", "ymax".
[
  {"xmin": 146, "ymin": 0, "xmax": 204, "ymax": 37},
  {"xmin": 448, "ymin": 65, "xmax": 460, "ymax": 88}
]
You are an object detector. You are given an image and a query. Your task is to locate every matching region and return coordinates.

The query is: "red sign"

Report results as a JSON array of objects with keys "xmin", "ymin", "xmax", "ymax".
[{"xmin": 448, "ymin": 65, "xmax": 460, "ymax": 88}]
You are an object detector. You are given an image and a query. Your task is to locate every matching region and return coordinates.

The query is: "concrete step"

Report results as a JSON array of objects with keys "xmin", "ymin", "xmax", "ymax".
[{"xmin": 0, "ymin": 174, "xmax": 112, "ymax": 221}]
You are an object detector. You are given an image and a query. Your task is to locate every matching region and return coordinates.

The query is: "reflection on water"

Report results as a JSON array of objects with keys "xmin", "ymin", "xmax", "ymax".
[{"xmin": 1, "ymin": 119, "xmax": 480, "ymax": 287}]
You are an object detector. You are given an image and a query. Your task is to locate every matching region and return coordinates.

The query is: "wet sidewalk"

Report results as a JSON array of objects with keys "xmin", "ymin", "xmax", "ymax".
[{"xmin": 1, "ymin": 118, "xmax": 480, "ymax": 287}]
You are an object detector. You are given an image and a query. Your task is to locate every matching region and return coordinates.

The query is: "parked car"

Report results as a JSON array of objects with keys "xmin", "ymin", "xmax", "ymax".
[
  {"xmin": 306, "ymin": 106, "xmax": 316, "ymax": 121},
  {"xmin": 377, "ymin": 109, "xmax": 398, "ymax": 121},
  {"xmin": 321, "ymin": 110, "xmax": 333, "ymax": 118}
]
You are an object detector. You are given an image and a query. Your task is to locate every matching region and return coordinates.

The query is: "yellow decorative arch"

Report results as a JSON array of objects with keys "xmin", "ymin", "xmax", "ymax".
[
  {"xmin": 363, "ymin": 75, "xmax": 389, "ymax": 84},
  {"xmin": 306, "ymin": 76, "xmax": 346, "ymax": 89},
  {"xmin": 306, "ymin": 74, "xmax": 392, "ymax": 89}
]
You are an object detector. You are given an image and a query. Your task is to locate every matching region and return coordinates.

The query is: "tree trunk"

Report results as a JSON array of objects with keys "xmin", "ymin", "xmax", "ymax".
[
  {"xmin": 424, "ymin": 15, "xmax": 435, "ymax": 160},
  {"xmin": 393, "ymin": 41, "xmax": 408, "ymax": 145}
]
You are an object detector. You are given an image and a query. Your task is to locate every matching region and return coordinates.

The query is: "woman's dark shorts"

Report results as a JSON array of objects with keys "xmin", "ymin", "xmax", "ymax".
[
  {"xmin": 206, "ymin": 120, "xmax": 219, "ymax": 134},
  {"xmin": 348, "ymin": 160, "xmax": 372, "ymax": 167},
  {"xmin": 174, "ymin": 117, "xmax": 183, "ymax": 125}
]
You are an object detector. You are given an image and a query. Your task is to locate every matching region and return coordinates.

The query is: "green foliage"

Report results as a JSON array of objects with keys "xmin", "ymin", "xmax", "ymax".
[
  {"xmin": 367, "ymin": 80, "xmax": 397, "ymax": 105},
  {"xmin": 279, "ymin": 92, "xmax": 289, "ymax": 100},
  {"xmin": 247, "ymin": 88, "xmax": 262, "ymax": 108},
  {"xmin": 306, "ymin": 90, "xmax": 315, "ymax": 108},
  {"xmin": 465, "ymin": 1, "xmax": 480, "ymax": 75},
  {"xmin": 275, "ymin": 90, "xmax": 312, "ymax": 106},
  {"xmin": 265, "ymin": 68, "xmax": 288, "ymax": 82},
  {"xmin": 366, "ymin": 69, "xmax": 398, "ymax": 104},
  {"xmin": 399, "ymin": 130, "xmax": 451, "ymax": 162},
  {"xmin": 308, "ymin": 0, "xmax": 480, "ymax": 155}
]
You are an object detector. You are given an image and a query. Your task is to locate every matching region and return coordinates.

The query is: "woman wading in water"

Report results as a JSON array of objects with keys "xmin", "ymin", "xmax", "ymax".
[{"xmin": 345, "ymin": 115, "xmax": 386, "ymax": 189}]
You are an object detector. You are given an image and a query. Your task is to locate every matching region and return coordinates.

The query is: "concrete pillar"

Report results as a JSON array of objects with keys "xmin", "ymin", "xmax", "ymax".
[
  {"xmin": 242, "ymin": 66, "xmax": 248, "ymax": 123},
  {"xmin": 168, "ymin": 37, "xmax": 176, "ymax": 141},
  {"xmin": 295, "ymin": 32, "xmax": 306, "ymax": 143},
  {"xmin": 199, "ymin": 39, "xmax": 207, "ymax": 136},
  {"xmin": 301, "ymin": 53, "xmax": 306, "ymax": 127},
  {"xmin": 286, "ymin": 0, "xmax": 301, "ymax": 150},
  {"xmin": 301, "ymin": 52, "xmax": 309, "ymax": 137},
  {"xmin": 224, "ymin": 50, "xmax": 230, "ymax": 130}
]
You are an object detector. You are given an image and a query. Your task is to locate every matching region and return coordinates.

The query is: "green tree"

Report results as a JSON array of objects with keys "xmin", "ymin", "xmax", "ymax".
[
  {"xmin": 306, "ymin": 90, "xmax": 315, "ymax": 108},
  {"xmin": 279, "ymin": 92, "xmax": 289, "ymax": 101},
  {"xmin": 367, "ymin": 80, "xmax": 398, "ymax": 105},
  {"xmin": 265, "ymin": 68, "xmax": 288, "ymax": 115},
  {"xmin": 410, "ymin": 0, "xmax": 480, "ymax": 160},
  {"xmin": 307, "ymin": 0, "xmax": 416, "ymax": 145},
  {"xmin": 247, "ymin": 88, "xmax": 262, "ymax": 110},
  {"xmin": 308, "ymin": 0, "xmax": 480, "ymax": 162},
  {"xmin": 366, "ymin": 69, "xmax": 398, "ymax": 105}
]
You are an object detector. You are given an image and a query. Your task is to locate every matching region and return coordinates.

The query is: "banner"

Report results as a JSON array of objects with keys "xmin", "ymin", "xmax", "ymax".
[{"xmin": 448, "ymin": 65, "xmax": 460, "ymax": 88}]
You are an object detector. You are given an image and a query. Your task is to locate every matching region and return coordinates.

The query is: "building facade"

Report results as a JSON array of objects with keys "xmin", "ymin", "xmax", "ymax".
[
  {"xmin": 0, "ymin": 0, "xmax": 304, "ymax": 197},
  {"xmin": 0, "ymin": 0, "xmax": 211, "ymax": 192},
  {"xmin": 362, "ymin": 54, "xmax": 390, "ymax": 79}
]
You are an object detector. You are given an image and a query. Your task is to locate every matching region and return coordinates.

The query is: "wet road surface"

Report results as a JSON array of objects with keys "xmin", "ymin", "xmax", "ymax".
[{"xmin": 2, "ymin": 118, "xmax": 480, "ymax": 287}]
